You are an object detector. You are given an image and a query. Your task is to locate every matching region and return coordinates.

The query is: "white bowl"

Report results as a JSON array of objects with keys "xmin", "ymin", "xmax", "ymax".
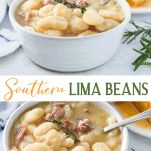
[
  {"xmin": 3, "ymin": 102, "xmax": 128, "ymax": 151},
  {"xmin": 9, "ymin": 0, "xmax": 131, "ymax": 72}
]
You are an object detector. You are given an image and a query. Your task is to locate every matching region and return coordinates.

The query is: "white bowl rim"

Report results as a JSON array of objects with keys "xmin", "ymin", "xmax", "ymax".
[
  {"xmin": 9, "ymin": 0, "xmax": 131, "ymax": 40},
  {"xmin": 3, "ymin": 102, "xmax": 129, "ymax": 151},
  {"xmin": 127, "ymin": 124, "xmax": 151, "ymax": 139},
  {"xmin": 131, "ymin": 7, "xmax": 151, "ymax": 14}
]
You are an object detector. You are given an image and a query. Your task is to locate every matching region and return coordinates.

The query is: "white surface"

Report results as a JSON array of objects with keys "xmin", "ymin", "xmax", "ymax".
[
  {"xmin": 128, "ymin": 131, "xmax": 151, "ymax": 151},
  {"xmin": 1, "ymin": 14, "xmax": 151, "ymax": 75}
]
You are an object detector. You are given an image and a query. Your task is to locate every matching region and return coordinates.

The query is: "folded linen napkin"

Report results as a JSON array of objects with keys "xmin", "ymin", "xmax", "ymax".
[
  {"xmin": 0, "ymin": 102, "xmax": 22, "ymax": 150},
  {"xmin": 0, "ymin": 102, "xmax": 22, "ymax": 133},
  {"xmin": 5, "ymin": 0, "xmax": 14, "ymax": 6},
  {"xmin": 0, "ymin": 0, "xmax": 7, "ymax": 24},
  {"xmin": 0, "ymin": 29, "xmax": 20, "ymax": 57},
  {"xmin": 0, "ymin": 0, "xmax": 21, "ymax": 58}
]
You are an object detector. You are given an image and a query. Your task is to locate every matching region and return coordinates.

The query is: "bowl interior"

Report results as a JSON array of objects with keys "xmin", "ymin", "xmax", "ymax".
[
  {"xmin": 9, "ymin": 0, "xmax": 131, "ymax": 39},
  {"xmin": 3, "ymin": 102, "xmax": 128, "ymax": 151}
]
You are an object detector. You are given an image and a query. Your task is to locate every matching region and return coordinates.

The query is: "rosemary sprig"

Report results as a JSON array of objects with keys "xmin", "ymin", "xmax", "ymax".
[
  {"xmin": 51, "ymin": 118, "xmax": 80, "ymax": 144},
  {"xmin": 123, "ymin": 20, "xmax": 151, "ymax": 44},
  {"xmin": 123, "ymin": 20, "xmax": 151, "ymax": 71},
  {"xmin": 54, "ymin": 0, "xmax": 87, "ymax": 13},
  {"xmin": 81, "ymin": 7, "xmax": 87, "ymax": 13}
]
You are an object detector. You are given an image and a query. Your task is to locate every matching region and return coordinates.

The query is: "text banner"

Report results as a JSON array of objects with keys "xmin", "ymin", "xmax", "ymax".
[{"xmin": 0, "ymin": 76, "xmax": 150, "ymax": 101}]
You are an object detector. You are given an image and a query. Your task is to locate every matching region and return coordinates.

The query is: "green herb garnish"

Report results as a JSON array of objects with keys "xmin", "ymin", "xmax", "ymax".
[
  {"xmin": 55, "ymin": 0, "xmax": 62, "ymax": 3},
  {"xmin": 54, "ymin": 0, "xmax": 86, "ymax": 13},
  {"xmin": 80, "ymin": 7, "xmax": 87, "ymax": 13},
  {"xmin": 51, "ymin": 118, "xmax": 80, "ymax": 144},
  {"xmin": 51, "ymin": 118, "xmax": 63, "ymax": 127},
  {"xmin": 123, "ymin": 20, "xmax": 151, "ymax": 71},
  {"xmin": 70, "ymin": 3, "xmax": 77, "ymax": 9},
  {"xmin": 63, "ymin": 0, "xmax": 68, "ymax": 5}
]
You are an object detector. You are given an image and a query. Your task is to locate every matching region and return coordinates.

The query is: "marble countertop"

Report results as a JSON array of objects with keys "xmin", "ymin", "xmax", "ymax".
[{"xmin": 0, "ymin": 14, "xmax": 151, "ymax": 75}]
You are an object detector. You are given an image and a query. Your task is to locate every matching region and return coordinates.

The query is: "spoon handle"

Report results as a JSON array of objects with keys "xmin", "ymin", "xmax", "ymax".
[{"xmin": 103, "ymin": 109, "xmax": 151, "ymax": 133}]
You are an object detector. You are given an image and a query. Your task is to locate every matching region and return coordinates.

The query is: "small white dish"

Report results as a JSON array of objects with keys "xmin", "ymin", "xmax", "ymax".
[
  {"xmin": 3, "ymin": 102, "xmax": 129, "ymax": 151},
  {"xmin": 126, "ymin": 124, "xmax": 151, "ymax": 139},
  {"xmin": 132, "ymin": 7, "xmax": 151, "ymax": 14},
  {"xmin": 9, "ymin": 0, "xmax": 131, "ymax": 72},
  {"xmin": 113, "ymin": 104, "xmax": 151, "ymax": 139}
]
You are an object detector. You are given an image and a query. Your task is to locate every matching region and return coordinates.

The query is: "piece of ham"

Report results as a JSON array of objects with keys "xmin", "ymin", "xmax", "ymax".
[
  {"xmin": 76, "ymin": 0, "xmax": 88, "ymax": 7},
  {"xmin": 15, "ymin": 123, "xmax": 28, "ymax": 147},
  {"xmin": 20, "ymin": 10, "xmax": 31, "ymax": 25},
  {"xmin": 52, "ymin": 102, "xmax": 65, "ymax": 107},
  {"xmin": 78, "ymin": 118, "xmax": 91, "ymax": 133},
  {"xmin": 43, "ymin": 0, "xmax": 55, "ymax": 5},
  {"xmin": 24, "ymin": 11, "xmax": 31, "ymax": 25},
  {"xmin": 83, "ymin": 108, "xmax": 91, "ymax": 113},
  {"xmin": 64, "ymin": 120, "xmax": 78, "ymax": 132},
  {"xmin": 45, "ymin": 105, "xmax": 65, "ymax": 121}
]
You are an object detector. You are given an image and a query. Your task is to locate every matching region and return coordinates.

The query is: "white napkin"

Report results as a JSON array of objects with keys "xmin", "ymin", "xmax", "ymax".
[
  {"xmin": 0, "ymin": 29, "xmax": 20, "ymax": 57},
  {"xmin": 0, "ymin": 102, "xmax": 21, "ymax": 132},
  {"xmin": 0, "ymin": 0, "xmax": 7, "ymax": 24},
  {"xmin": 0, "ymin": 102, "xmax": 21, "ymax": 150},
  {"xmin": 0, "ymin": 0, "xmax": 21, "ymax": 58},
  {"xmin": 5, "ymin": 0, "xmax": 14, "ymax": 6}
]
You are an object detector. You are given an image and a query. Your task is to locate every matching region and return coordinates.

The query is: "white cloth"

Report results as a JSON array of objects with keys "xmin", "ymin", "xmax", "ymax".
[
  {"xmin": 5, "ymin": 0, "xmax": 14, "ymax": 6},
  {"xmin": 0, "ymin": 0, "xmax": 7, "ymax": 24},
  {"xmin": 0, "ymin": 29, "xmax": 20, "ymax": 57},
  {"xmin": 0, "ymin": 102, "xmax": 21, "ymax": 149},
  {"xmin": 0, "ymin": 0, "xmax": 20, "ymax": 58},
  {"xmin": 0, "ymin": 102, "xmax": 20, "ymax": 130}
]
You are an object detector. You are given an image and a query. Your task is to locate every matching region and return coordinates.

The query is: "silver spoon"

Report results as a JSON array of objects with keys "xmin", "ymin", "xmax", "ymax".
[
  {"xmin": 100, "ymin": 0, "xmax": 110, "ymax": 6},
  {"xmin": 104, "ymin": 109, "xmax": 151, "ymax": 133},
  {"xmin": 100, "ymin": 0, "xmax": 117, "ymax": 6}
]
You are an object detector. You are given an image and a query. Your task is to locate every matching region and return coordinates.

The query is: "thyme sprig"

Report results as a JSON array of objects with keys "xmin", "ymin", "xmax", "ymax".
[
  {"xmin": 54, "ymin": 0, "xmax": 87, "ymax": 13},
  {"xmin": 51, "ymin": 118, "xmax": 80, "ymax": 144},
  {"xmin": 123, "ymin": 20, "xmax": 151, "ymax": 71}
]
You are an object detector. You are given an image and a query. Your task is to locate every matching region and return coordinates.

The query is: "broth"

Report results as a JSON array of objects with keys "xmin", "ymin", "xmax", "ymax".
[
  {"xmin": 15, "ymin": 0, "xmax": 125, "ymax": 37},
  {"xmin": 10, "ymin": 102, "xmax": 122, "ymax": 151}
]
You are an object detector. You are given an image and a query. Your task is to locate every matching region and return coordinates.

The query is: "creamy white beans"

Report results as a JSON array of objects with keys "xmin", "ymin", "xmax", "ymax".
[
  {"xmin": 16, "ymin": 0, "xmax": 125, "ymax": 37},
  {"xmin": 10, "ymin": 102, "xmax": 122, "ymax": 151}
]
